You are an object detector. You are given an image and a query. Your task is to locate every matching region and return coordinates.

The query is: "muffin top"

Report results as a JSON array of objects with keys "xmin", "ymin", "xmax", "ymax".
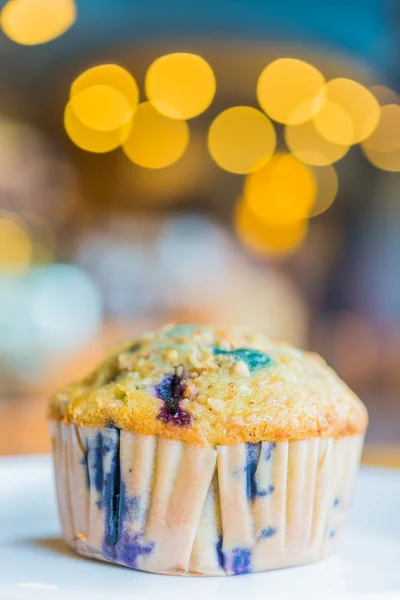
[{"xmin": 49, "ymin": 324, "xmax": 368, "ymax": 447}]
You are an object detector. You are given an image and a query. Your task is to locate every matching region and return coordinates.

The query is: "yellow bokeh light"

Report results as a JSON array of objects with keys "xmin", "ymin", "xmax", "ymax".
[
  {"xmin": 362, "ymin": 105, "xmax": 400, "ymax": 171},
  {"xmin": 323, "ymin": 78, "xmax": 380, "ymax": 143},
  {"xmin": 71, "ymin": 64, "xmax": 139, "ymax": 110},
  {"xmin": 243, "ymin": 153, "xmax": 316, "ymax": 225},
  {"xmin": 124, "ymin": 133, "xmax": 208, "ymax": 205},
  {"xmin": 70, "ymin": 85, "xmax": 132, "ymax": 132},
  {"xmin": 310, "ymin": 164, "xmax": 338, "ymax": 217},
  {"xmin": 0, "ymin": 212, "xmax": 31, "ymax": 273},
  {"xmin": 64, "ymin": 102, "xmax": 130, "ymax": 153},
  {"xmin": 145, "ymin": 53, "xmax": 216, "ymax": 119},
  {"xmin": 313, "ymin": 100, "xmax": 355, "ymax": 145},
  {"xmin": 207, "ymin": 106, "xmax": 276, "ymax": 174},
  {"xmin": 234, "ymin": 198, "xmax": 308, "ymax": 257},
  {"xmin": 285, "ymin": 118, "xmax": 350, "ymax": 166},
  {"xmin": 257, "ymin": 58, "xmax": 325, "ymax": 125},
  {"xmin": 1, "ymin": 0, "xmax": 76, "ymax": 45},
  {"xmin": 122, "ymin": 102, "xmax": 189, "ymax": 169}
]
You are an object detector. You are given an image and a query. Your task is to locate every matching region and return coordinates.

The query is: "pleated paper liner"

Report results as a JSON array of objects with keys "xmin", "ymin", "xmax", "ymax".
[{"xmin": 50, "ymin": 422, "xmax": 363, "ymax": 576}]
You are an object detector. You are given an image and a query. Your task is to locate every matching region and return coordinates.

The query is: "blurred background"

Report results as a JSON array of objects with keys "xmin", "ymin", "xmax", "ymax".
[{"xmin": 0, "ymin": 0, "xmax": 399, "ymax": 464}]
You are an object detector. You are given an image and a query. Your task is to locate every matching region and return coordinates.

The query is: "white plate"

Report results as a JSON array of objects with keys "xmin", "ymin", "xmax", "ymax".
[{"xmin": 0, "ymin": 455, "xmax": 399, "ymax": 600}]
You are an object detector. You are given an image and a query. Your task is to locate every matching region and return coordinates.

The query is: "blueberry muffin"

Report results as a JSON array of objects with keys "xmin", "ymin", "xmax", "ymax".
[{"xmin": 49, "ymin": 324, "xmax": 367, "ymax": 575}]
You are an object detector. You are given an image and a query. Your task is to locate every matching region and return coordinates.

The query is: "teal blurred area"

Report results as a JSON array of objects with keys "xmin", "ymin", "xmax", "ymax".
[
  {"xmin": 0, "ymin": 0, "xmax": 396, "ymax": 120},
  {"xmin": 0, "ymin": 0, "xmax": 394, "ymax": 71}
]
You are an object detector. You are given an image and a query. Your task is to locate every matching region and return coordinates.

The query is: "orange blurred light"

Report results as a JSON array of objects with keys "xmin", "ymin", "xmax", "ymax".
[
  {"xmin": 145, "ymin": 53, "xmax": 216, "ymax": 119},
  {"xmin": 257, "ymin": 58, "xmax": 325, "ymax": 125},
  {"xmin": 122, "ymin": 102, "xmax": 189, "ymax": 169},
  {"xmin": 64, "ymin": 102, "xmax": 130, "ymax": 153},
  {"xmin": 369, "ymin": 85, "xmax": 400, "ymax": 106},
  {"xmin": 310, "ymin": 164, "xmax": 338, "ymax": 217},
  {"xmin": 1, "ymin": 0, "xmax": 76, "ymax": 45},
  {"xmin": 243, "ymin": 153, "xmax": 316, "ymax": 225},
  {"xmin": 70, "ymin": 85, "xmax": 132, "ymax": 132},
  {"xmin": 71, "ymin": 64, "xmax": 139, "ymax": 110},
  {"xmin": 285, "ymin": 118, "xmax": 350, "ymax": 166},
  {"xmin": 0, "ymin": 211, "xmax": 32, "ymax": 273},
  {"xmin": 362, "ymin": 146, "xmax": 400, "ymax": 172},
  {"xmin": 234, "ymin": 198, "xmax": 308, "ymax": 257},
  {"xmin": 361, "ymin": 104, "xmax": 400, "ymax": 153},
  {"xmin": 313, "ymin": 100, "xmax": 355, "ymax": 145},
  {"xmin": 207, "ymin": 106, "xmax": 276, "ymax": 174},
  {"xmin": 323, "ymin": 78, "xmax": 380, "ymax": 143},
  {"xmin": 361, "ymin": 104, "xmax": 400, "ymax": 172}
]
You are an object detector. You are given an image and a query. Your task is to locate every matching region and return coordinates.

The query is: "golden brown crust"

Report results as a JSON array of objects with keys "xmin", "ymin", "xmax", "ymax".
[{"xmin": 49, "ymin": 324, "xmax": 368, "ymax": 447}]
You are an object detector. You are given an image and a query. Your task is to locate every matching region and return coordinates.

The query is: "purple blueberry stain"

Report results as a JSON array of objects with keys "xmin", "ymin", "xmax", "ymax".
[
  {"xmin": 114, "ymin": 531, "xmax": 154, "ymax": 568},
  {"xmin": 245, "ymin": 443, "xmax": 275, "ymax": 501},
  {"xmin": 259, "ymin": 526, "xmax": 277, "ymax": 539},
  {"xmin": 232, "ymin": 548, "xmax": 252, "ymax": 575},
  {"xmin": 333, "ymin": 497, "xmax": 340, "ymax": 508},
  {"xmin": 264, "ymin": 442, "xmax": 275, "ymax": 462},
  {"xmin": 101, "ymin": 429, "xmax": 155, "ymax": 567},
  {"xmin": 117, "ymin": 486, "xmax": 143, "ymax": 526},
  {"xmin": 155, "ymin": 370, "xmax": 192, "ymax": 426},
  {"xmin": 155, "ymin": 373, "xmax": 179, "ymax": 401},
  {"xmin": 80, "ymin": 450, "xmax": 90, "ymax": 488},
  {"xmin": 87, "ymin": 432, "xmax": 110, "ymax": 498},
  {"xmin": 216, "ymin": 535, "xmax": 225, "ymax": 570},
  {"xmin": 103, "ymin": 432, "xmax": 121, "ymax": 549},
  {"xmin": 216, "ymin": 538, "xmax": 252, "ymax": 575}
]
